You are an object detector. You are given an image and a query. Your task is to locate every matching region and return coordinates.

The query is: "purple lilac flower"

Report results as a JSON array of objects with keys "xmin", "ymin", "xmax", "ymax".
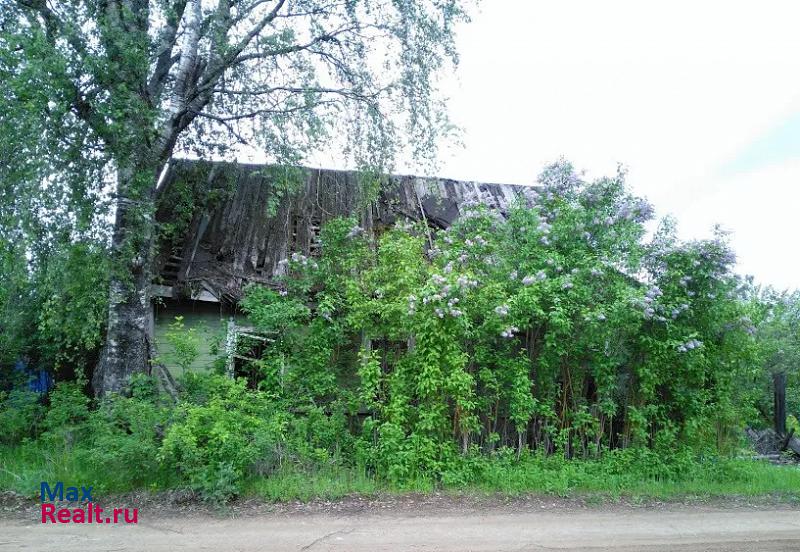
[
  {"xmin": 677, "ymin": 339, "xmax": 703, "ymax": 352},
  {"xmin": 500, "ymin": 326, "xmax": 520, "ymax": 338},
  {"xmin": 646, "ymin": 286, "xmax": 662, "ymax": 298}
]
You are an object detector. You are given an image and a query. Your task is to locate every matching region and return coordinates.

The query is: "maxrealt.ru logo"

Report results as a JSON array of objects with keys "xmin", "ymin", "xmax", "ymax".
[{"xmin": 40, "ymin": 482, "xmax": 138, "ymax": 524}]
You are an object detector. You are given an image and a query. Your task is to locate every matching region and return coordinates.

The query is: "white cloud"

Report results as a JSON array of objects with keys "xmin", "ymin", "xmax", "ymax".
[
  {"xmin": 421, "ymin": 0, "xmax": 800, "ymax": 289},
  {"xmin": 676, "ymin": 160, "xmax": 800, "ymax": 291}
]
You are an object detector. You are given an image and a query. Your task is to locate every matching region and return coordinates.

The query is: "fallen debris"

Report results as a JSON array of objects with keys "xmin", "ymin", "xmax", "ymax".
[{"xmin": 745, "ymin": 427, "xmax": 800, "ymax": 463}]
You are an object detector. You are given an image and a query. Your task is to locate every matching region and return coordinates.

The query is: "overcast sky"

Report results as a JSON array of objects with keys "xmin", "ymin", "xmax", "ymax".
[
  {"xmin": 431, "ymin": 0, "xmax": 800, "ymax": 291},
  {"xmin": 308, "ymin": 1, "xmax": 800, "ymax": 290}
]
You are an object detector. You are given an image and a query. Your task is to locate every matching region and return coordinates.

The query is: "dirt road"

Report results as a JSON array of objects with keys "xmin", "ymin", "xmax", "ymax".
[{"xmin": 2, "ymin": 504, "xmax": 800, "ymax": 551}]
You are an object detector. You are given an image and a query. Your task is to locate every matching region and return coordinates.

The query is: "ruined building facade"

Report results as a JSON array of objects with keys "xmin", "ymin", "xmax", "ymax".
[{"xmin": 151, "ymin": 160, "xmax": 535, "ymax": 378}]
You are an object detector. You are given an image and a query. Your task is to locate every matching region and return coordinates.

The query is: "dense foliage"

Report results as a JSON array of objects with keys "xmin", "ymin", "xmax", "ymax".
[
  {"xmin": 749, "ymin": 288, "xmax": 800, "ymax": 428},
  {"xmin": 5, "ymin": 373, "xmax": 800, "ymax": 504},
  {"xmin": 236, "ymin": 161, "xmax": 763, "ymax": 483},
  {"xmin": 1, "ymin": 162, "xmax": 797, "ymax": 502},
  {"xmin": 0, "ymin": 22, "xmax": 110, "ymax": 380}
]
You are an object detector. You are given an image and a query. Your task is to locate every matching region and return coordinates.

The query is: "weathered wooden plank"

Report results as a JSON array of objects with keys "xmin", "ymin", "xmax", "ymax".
[
  {"xmin": 155, "ymin": 159, "xmax": 534, "ymax": 302},
  {"xmin": 774, "ymin": 371, "xmax": 787, "ymax": 436},
  {"xmin": 786, "ymin": 435, "xmax": 800, "ymax": 457}
]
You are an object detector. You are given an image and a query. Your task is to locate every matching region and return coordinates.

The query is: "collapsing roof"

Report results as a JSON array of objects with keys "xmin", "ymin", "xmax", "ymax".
[{"xmin": 154, "ymin": 159, "xmax": 536, "ymax": 303}]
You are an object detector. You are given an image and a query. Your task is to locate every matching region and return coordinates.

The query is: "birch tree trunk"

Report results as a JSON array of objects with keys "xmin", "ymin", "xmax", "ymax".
[
  {"xmin": 92, "ymin": 164, "xmax": 159, "ymax": 395},
  {"xmin": 92, "ymin": 0, "xmax": 200, "ymax": 395}
]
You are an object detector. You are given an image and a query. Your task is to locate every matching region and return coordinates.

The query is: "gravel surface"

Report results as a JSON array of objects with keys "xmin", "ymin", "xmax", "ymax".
[{"xmin": 1, "ymin": 496, "xmax": 799, "ymax": 552}]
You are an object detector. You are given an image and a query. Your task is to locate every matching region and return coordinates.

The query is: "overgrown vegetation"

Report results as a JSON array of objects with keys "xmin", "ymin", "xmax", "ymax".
[
  {"xmin": 2, "ymin": 376, "xmax": 799, "ymax": 503},
  {"xmin": 1, "ymin": 161, "xmax": 798, "ymax": 504},
  {"xmin": 239, "ymin": 161, "xmax": 766, "ymax": 479},
  {"xmin": 2, "ymin": 0, "xmax": 794, "ymax": 508}
]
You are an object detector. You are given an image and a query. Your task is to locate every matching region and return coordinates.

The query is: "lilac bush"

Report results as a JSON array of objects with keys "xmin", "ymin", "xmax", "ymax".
[{"xmin": 243, "ymin": 161, "xmax": 761, "ymax": 480}]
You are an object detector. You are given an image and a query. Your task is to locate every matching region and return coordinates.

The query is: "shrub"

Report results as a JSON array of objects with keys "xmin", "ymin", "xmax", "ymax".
[
  {"xmin": 82, "ymin": 375, "xmax": 171, "ymax": 490},
  {"xmin": 0, "ymin": 389, "xmax": 44, "ymax": 444},
  {"xmin": 159, "ymin": 376, "xmax": 285, "ymax": 501},
  {"xmin": 41, "ymin": 382, "xmax": 90, "ymax": 451},
  {"xmin": 162, "ymin": 316, "xmax": 200, "ymax": 373}
]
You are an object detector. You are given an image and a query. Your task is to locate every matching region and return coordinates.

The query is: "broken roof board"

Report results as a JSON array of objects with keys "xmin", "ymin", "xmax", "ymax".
[{"xmin": 154, "ymin": 159, "xmax": 536, "ymax": 302}]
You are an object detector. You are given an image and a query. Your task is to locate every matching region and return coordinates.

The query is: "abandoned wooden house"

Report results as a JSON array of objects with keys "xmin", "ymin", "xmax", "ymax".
[{"xmin": 151, "ymin": 159, "xmax": 537, "ymax": 381}]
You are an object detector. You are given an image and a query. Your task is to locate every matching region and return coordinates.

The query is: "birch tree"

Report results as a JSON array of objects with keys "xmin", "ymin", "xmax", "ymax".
[{"xmin": 1, "ymin": 0, "xmax": 473, "ymax": 395}]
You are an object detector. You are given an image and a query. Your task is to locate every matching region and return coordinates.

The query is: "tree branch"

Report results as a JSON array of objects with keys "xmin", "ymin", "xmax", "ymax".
[
  {"xmin": 194, "ymin": 111, "xmax": 252, "ymax": 145},
  {"xmin": 147, "ymin": 0, "xmax": 188, "ymax": 101},
  {"xmin": 213, "ymin": 85, "xmax": 386, "ymax": 102},
  {"xmin": 190, "ymin": 0, "xmax": 288, "ymax": 98},
  {"xmin": 171, "ymin": 0, "xmax": 202, "ymax": 112},
  {"xmin": 191, "ymin": 99, "xmax": 337, "ymax": 122}
]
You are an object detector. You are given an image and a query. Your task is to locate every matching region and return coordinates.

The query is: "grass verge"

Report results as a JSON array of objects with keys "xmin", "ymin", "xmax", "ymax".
[{"xmin": 3, "ymin": 443, "xmax": 798, "ymax": 503}]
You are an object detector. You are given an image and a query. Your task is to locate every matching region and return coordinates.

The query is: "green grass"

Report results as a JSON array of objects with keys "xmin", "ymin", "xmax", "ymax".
[
  {"xmin": 458, "ymin": 454, "xmax": 800, "ymax": 500},
  {"xmin": 0, "ymin": 442, "xmax": 175, "ymax": 497},
  {"xmin": 3, "ymin": 442, "xmax": 798, "ymax": 503},
  {"xmin": 244, "ymin": 454, "xmax": 800, "ymax": 502},
  {"xmin": 0, "ymin": 442, "xmax": 97, "ymax": 496},
  {"xmin": 246, "ymin": 466, "xmax": 380, "ymax": 501},
  {"xmin": 605, "ymin": 463, "xmax": 800, "ymax": 499}
]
